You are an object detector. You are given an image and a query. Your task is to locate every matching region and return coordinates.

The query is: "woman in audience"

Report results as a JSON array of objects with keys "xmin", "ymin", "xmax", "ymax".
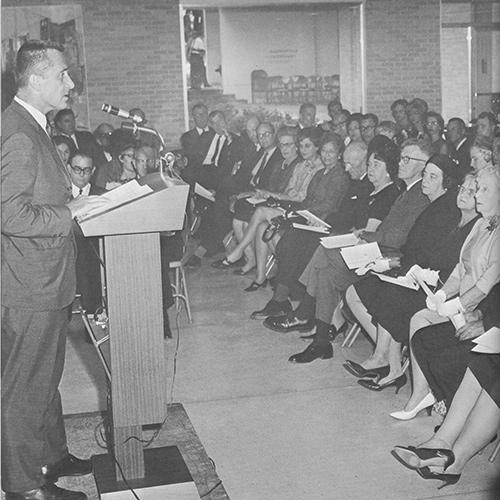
[
  {"xmin": 426, "ymin": 111, "xmax": 448, "ymax": 155},
  {"xmin": 242, "ymin": 132, "xmax": 351, "ymax": 291},
  {"xmin": 470, "ymin": 135, "xmax": 494, "ymax": 173},
  {"xmin": 53, "ymin": 135, "xmax": 76, "ymax": 166},
  {"xmin": 228, "ymin": 126, "xmax": 301, "ymax": 274},
  {"xmin": 268, "ymin": 139, "xmax": 431, "ymax": 363},
  {"xmin": 392, "ymin": 345, "xmax": 500, "ymax": 488},
  {"xmin": 344, "ymin": 156, "xmax": 470, "ymax": 392},
  {"xmin": 347, "ymin": 113, "xmax": 363, "ymax": 144},
  {"xmin": 213, "ymin": 127, "xmax": 325, "ymax": 288},
  {"xmin": 388, "ymin": 165, "xmax": 500, "ymax": 415}
]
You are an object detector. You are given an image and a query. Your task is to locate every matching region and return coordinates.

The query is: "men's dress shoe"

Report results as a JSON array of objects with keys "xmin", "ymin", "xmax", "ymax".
[
  {"xmin": 300, "ymin": 326, "xmax": 338, "ymax": 342},
  {"xmin": 5, "ymin": 483, "xmax": 87, "ymax": 500},
  {"xmin": 42, "ymin": 453, "xmax": 92, "ymax": 481},
  {"xmin": 263, "ymin": 313, "xmax": 314, "ymax": 333},
  {"xmin": 288, "ymin": 342, "xmax": 333, "ymax": 363},
  {"xmin": 250, "ymin": 299, "xmax": 292, "ymax": 319}
]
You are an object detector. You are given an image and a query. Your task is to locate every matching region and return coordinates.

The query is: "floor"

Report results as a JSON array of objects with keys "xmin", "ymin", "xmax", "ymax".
[{"xmin": 59, "ymin": 261, "xmax": 500, "ymax": 500}]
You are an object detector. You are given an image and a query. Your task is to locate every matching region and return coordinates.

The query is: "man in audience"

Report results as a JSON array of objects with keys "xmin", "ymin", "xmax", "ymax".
[
  {"xmin": 391, "ymin": 99, "xmax": 409, "ymax": 132},
  {"xmin": 476, "ymin": 111, "xmax": 497, "ymax": 141},
  {"xmin": 68, "ymin": 153, "xmax": 105, "ymax": 316},
  {"xmin": 360, "ymin": 113, "xmax": 378, "ymax": 145},
  {"xmin": 180, "ymin": 102, "xmax": 214, "ymax": 170},
  {"xmin": 54, "ymin": 108, "xmax": 107, "ymax": 169},
  {"xmin": 93, "ymin": 122, "xmax": 114, "ymax": 162},
  {"xmin": 446, "ymin": 117, "xmax": 472, "ymax": 175},
  {"xmin": 269, "ymin": 138, "xmax": 431, "ymax": 363},
  {"xmin": 407, "ymin": 98, "xmax": 428, "ymax": 138},
  {"xmin": 297, "ymin": 102, "xmax": 317, "ymax": 129},
  {"xmin": 331, "ymin": 109, "xmax": 351, "ymax": 144},
  {"xmin": 252, "ymin": 140, "xmax": 371, "ymax": 319},
  {"xmin": 321, "ymin": 100, "xmax": 344, "ymax": 131}
]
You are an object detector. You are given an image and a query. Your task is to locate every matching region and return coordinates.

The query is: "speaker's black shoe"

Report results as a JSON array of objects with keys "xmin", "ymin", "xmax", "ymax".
[
  {"xmin": 42, "ymin": 453, "xmax": 92, "ymax": 481},
  {"xmin": 5, "ymin": 483, "xmax": 87, "ymax": 500}
]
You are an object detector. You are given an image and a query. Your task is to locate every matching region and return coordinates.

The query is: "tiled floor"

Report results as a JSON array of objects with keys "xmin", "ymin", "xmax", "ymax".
[{"xmin": 60, "ymin": 261, "xmax": 500, "ymax": 499}]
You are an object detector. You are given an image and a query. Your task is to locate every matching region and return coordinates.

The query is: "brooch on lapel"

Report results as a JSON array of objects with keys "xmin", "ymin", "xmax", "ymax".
[{"xmin": 486, "ymin": 216, "xmax": 498, "ymax": 232}]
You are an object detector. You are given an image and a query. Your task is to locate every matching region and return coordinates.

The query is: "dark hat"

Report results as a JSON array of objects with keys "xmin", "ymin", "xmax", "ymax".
[{"xmin": 426, "ymin": 154, "xmax": 462, "ymax": 181}]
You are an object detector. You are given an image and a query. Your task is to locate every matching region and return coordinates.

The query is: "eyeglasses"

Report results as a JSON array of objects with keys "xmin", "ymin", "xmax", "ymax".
[
  {"xmin": 459, "ymin": 184, "xmax": 476, "ymax": 196},
  {"xmin": 400, "ymin": 155, "xmax": 427, "ymax": 164},
  {"xmin": 278, "ymin": 142, "xmax": 295, "ymax": 148},
  {"xmin": 258, "ymin": 131, "xmax": 273, "ymax": 139},
  {"xmin": 70, "ymin": 165, "xmax": 93, "ymax": 176}
]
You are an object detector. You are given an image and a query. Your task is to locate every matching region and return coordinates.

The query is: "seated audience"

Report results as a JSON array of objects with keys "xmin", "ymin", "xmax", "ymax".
[
  {"xmin": 446, "ymin": 117, "xmax": 472, "ymax": 175},
  {"xmin": 476, "ymin": 111, "xmax": 497, "ymax": 142},
  {"xmin": 93, "ymin": 122, "xmax": 114, "ymax": 162},
  {"xmin": 392, "ymin": 344, "xmax": 500, "ymax": 488},
  {"xmin": 53, "ymin": 134, "xmax": 76, "ymax": 166},
  {"xmin": 344, "ymin": 165, "xmax": 476, "ymax": 393},
  {"xmin": 213, "ymin": 127, "xmax": 326, "ymax": 289},
  {"xmin": 180, "ymin": 102, "xmax": 214, "ymax": 170},
  {"xmin": 252, "ymin": 138, "xmax": 399, "ymax": 319},
  {"xmin": 360, "ymin": 113, "xmax": 378, "ymax": 145},
  {"xmin": 297, "ymin": 102, "xmax": 317, "ymax": 129},
  {"xmin": 470, "ymin": 135, "xmax": 494, "ymax": 173},
  {"xmin": 407, "ymin": 98, "xmax": 428, "ymax": 138},
  {"xmin": 67, "ymin": 152, "xmax": 106, "ymax": 315},
  {"xmin": 375, "ymin": 121, "xmax": 397, "ymax": 141},
  {"xmin": 426, "ymin": 111, "xmax": 448, "ymax": 155},
  {"xmin": 347, "ymin": 113, "xmax": 364, "ymax": 143},
  {"xmin": 93, "ymin": 129, "xmax": 137, "ymax": 189},
  {"xmin": 389, "ymin": 165, "xmax": 500, "ymax": 413},
  {"xmin": 54, "ymin": 108, "xmax": 107, "ymax": 169},
  {"xmin": 410, "ymin": 282, "xmax": 499, "ymax": 414},
  {"xmin": 267, "ymin": 138, "xmax": 431, "ymax": 363},
  {"xmin": 391, "ymin": 98, "xmax": 411, "ymax": 144}
]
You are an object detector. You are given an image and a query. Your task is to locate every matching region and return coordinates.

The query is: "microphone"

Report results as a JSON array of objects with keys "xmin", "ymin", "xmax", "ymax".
[
  {"xmin": 121, "ymin": 121, "xmax": 156, "ymax": 135},
  {"xmin": 102, "ymin": 103, "xmax": 144, "ymax": 123}
]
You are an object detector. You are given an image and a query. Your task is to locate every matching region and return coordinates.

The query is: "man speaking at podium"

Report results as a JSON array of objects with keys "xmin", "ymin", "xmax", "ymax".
[{"xmin": 1, "ymin": 41, "xmax": 105, "ymax": 500}]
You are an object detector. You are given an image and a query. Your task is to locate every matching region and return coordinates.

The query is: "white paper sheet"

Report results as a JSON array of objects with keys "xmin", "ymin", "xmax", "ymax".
[
  {"xmin": 320, "ymin": 233, "xmax": 359, "ymax": 249},
  {"xmin": 194, "ymin": 182, "xmax": 215, "ymax": 202},
  {"xmin": 292, "ymin": 223, "xmax": 330, "ymax": 234},
  {"xmin": 372, "ymin": 272, "xmax": 419, "ymax": 290},
  {"xmin": 294, "ymin": 209, "xmax": 331, "ymax": 229},
  {"xmin": 340, "ymin": 242, "xmax": 382, "ymax": 269},
  {"xmin": 472, "ymin": 327, "xmax": 500, "ymax": 354}
]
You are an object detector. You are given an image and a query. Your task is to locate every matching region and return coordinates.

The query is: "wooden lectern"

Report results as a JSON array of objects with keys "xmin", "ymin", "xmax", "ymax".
[{"xmin": 79, "ymin": 178, "xmax": 189, "ymax": 483}]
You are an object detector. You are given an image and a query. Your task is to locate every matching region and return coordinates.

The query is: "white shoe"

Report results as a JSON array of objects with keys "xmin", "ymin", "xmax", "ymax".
[{"xmin": 390, "ymin": 392, "xmax": 436, "ymax": 421}]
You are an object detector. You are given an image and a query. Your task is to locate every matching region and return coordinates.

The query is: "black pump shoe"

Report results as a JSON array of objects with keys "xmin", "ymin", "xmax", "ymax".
[
  {"xmin": 343, "ymin": 360, "xmax": 390, "ymax": 379},
  {"xmin": 288, "ymin": 342, "xmax": 333, "ymax": 363},
  {"xmin": 417, "ymin": 466, "xmax": 461, "ymax": 489},
  {"xmin": 358, "ymin": 373, "xmax": 407, "ymax": 393}
]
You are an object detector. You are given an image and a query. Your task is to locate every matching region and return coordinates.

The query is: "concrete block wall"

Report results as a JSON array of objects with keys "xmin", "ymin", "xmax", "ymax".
[
  {"xmin": 365, "ymin": 0, "xmax": 441, "ymax": 120},
  {"xmin": 2, "ymin": 0, "xmax": 185, "ymax": 148}
]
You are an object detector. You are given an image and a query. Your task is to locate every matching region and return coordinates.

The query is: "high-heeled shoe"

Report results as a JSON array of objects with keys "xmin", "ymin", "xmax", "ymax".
[
  {"xmin": 244, "ymin": 280, "xmax": 268, "ymax": 292},
  {"xmin": 417, "ymin": 466, "xmax": 461, "ymax": 489},
  {"xmin": 357, "ymin": 373, "xmax": 407, "ymax": 393},
  {"xmin": 392, "ymin": 446, "xmax": 454, "ymax": 470},
  {"xmin": 390, "ymin": 392, "xmax": 436, "ymax": 420},
  {"xmin": 343, "ymin": 360, "xmax": 390, "ymax": 379}
]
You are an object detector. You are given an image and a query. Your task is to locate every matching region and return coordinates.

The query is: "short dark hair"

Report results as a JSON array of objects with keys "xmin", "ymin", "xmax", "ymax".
[
  {"xmin": 191, "ymin": 102, "xmax": 208, "ymax": 114},
  {"xmin": 15, "ymin": 40, "xmax": 64, "ymax": 89},
  {"xmin": 276, "ymin": 126, "xmax": 297, "ymax": 144},
  {"xmin": 208, "ymin": 110, "xmax": 225, "ymax": 122},
  {"xmin": 327, "ymin": 100, "xmax": 342, "ymax": 112},
  {"xmin": 70, "ymin": 151, "xmax": 93, "ymax": 166},
  {"xmin": 347, "ymin": 113, "xmax": 363, "ymax": 128},
  {"xmin": 299, "ymin": 102, "xmax": 316, "ymax": 114},
  {"xmin": 391, "ymin": 99, "xmax": 408, "ymax": 111},
  {"xmin": 477, "ymin": 111, "xmax": 497, "ymax": 127},
  {"xmin": 258, "ymin": 121, "xmax": 275, "ymax": 135},
  {"xmin": 320, "ymin": 132, "xmax": 344, "ymax": 155},
  {"xmin": 52, "ymin": 135, "xmax": 77, "ymax": 156},
  {"xmin": 448, "ymin": 117, "xmax": 466, "ymax": 132},
  {"xmin": 297, "ymin": 126, "xmax": 323, "ymax": 147},
  {"xmin": 368, "ymin": 135, "xmax": 400, "ymax": 180},
  {"xmin": 54, "ymin": 108, "xmax": 75, "ymax": 125},
  {"xmin": 362, "ymin": 113, "xmax": 379, "ymax": 127}
]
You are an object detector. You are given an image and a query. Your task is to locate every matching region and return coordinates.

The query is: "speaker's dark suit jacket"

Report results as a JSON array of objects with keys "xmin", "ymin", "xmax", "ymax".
[{"xmin": 1, "ymin": 99, "xmax": 76, "ymax": 492}]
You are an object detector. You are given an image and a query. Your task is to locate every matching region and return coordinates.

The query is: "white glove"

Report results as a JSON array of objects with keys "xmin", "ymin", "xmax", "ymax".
[
  {"xmin": 426, "ymin": 289, "xmax": 446, "ymax": 311},
  {"xmin": 371, "ymin": 258, "xmax": 391, "ymax": 273},
  {"xmin": 437, "ymin": 297, "xmax": 464, "ymax": 317}
]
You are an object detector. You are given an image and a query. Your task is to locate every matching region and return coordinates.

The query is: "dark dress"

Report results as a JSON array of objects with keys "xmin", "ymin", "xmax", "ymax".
[
  {"xmin": 275, "ymin": 180, "xmax": 401, "ymax": 292},
  {"xmin": 354, "ymin": 189, "xmax": 476, "ymax": 344},
  {"xmin": 469, "ymin": 353, "xmax": 500, "ymax": 408},
  {"xmin": 412, "ymin": 283, "xmax": 500, "ymax": 407}
]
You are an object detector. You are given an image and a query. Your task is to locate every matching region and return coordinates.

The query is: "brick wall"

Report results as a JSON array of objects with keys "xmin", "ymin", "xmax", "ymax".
[
  {"xmin": 365, "ymin": 0, "xmax": 441, "ymax": 120},
  {"xmin": 2, "ymin": 0, "xmax": 185, "ymax": 148}
]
